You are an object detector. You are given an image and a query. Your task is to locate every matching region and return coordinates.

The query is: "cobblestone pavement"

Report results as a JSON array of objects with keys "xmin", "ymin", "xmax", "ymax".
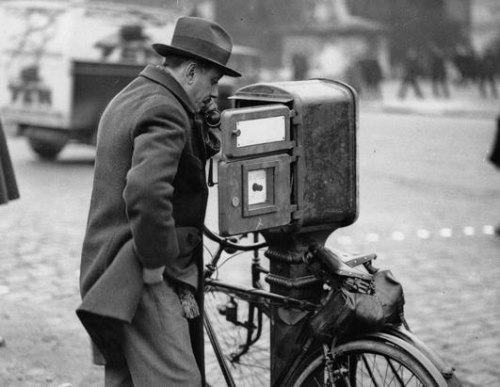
[
  {"xmin": 0, "ymin": 143, "xmax": 99, "ymax": 386},
  {"xmin": 0, "ymin": 93, "xmax": 499, "ymax": 386}
]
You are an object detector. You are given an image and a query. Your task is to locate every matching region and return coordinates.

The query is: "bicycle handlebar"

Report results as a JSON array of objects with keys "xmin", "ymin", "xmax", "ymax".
[
  {"xmin": 202, "ymin": 226, "xmax": 376, "ymax": 283},
  {"xmin": 202, "ymin": 225, "xmax": 268, "ymax": 251}
]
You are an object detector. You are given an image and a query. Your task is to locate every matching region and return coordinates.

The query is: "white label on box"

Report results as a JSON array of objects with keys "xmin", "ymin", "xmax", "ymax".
[
  {"xmin": 236, "ymin": 115, "xmax": 285, "ymax": 147},
  {"xmin": 247, "ymin": 169, "xmax": 267, "ymax": 205}
]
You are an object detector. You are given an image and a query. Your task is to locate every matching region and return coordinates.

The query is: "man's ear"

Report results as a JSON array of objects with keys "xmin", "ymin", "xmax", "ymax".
[{"xmin": 185, "ymin": 62, "xmax": 197, "ymax": 85}]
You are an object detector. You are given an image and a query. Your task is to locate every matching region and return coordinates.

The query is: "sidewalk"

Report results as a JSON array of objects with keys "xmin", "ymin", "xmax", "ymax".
[{"xmin": 360, "ymin": 79, "xmax": 499, "ymax": 119}]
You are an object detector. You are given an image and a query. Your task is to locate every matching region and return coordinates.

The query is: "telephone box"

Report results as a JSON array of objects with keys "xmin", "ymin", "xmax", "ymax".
[{"xmin": 218, "ymin": 79, "xmax": 358, "ymax": 237}]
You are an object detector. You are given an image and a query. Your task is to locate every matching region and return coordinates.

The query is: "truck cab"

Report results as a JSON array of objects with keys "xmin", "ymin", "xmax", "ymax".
[{"xmin": 0, "ymin": 1, "xmax": 175, "ymax": 159}]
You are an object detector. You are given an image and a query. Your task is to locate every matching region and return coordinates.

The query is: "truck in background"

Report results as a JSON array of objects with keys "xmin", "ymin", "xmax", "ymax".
[
  {"xmin": 0, "ymin": 0, "xmax": 182, "ymax": 159},
  {"xmin": 0, "ymin": 0, "xmax": 262, "ymax": 160}
]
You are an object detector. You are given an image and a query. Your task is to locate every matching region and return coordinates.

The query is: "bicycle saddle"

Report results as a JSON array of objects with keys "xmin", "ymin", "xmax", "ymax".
[{"xmin": 308, "ymin": 243, "xmax": 373, "ymax": 281}]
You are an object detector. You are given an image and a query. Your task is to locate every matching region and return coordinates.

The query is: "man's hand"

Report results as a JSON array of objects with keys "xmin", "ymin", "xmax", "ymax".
[{"xmin": 142, "ymin": 266, "xmax": 166, "ymax": 285}]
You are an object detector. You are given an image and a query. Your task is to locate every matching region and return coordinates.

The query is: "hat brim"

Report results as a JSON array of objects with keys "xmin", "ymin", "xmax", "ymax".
[{"xmin": 152, "ymin": 43, "xmax": 241, "ymax": 77}]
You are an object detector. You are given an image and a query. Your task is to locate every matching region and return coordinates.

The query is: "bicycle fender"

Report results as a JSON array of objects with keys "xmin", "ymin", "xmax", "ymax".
[
  {"xmin": 384, "ymin": 325, "xmax": 458, "ymax": 383},
  {"xmin": 355, "ymin": 332, "xmax": 448, "ymax": 387}
]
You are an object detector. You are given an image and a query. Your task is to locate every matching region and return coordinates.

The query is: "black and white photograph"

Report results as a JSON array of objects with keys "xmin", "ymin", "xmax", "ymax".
[{"xmin": 0, "ymin": 0, "xmax": 499, "ymax": 386}]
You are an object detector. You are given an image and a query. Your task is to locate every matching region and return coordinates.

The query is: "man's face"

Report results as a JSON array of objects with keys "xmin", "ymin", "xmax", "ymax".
[{"xmin": 186, "ymin": 64, "xmax": 223, "ymax": 113}]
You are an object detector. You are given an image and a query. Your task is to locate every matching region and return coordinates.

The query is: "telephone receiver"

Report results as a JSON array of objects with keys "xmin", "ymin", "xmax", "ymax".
[
  {"xmin": 205, "ymin": 108, "xmax": 221, "ymax": 128},
  {"xmin": 205, "ymin": 106, "xmax": 221, "ymax": 187}
]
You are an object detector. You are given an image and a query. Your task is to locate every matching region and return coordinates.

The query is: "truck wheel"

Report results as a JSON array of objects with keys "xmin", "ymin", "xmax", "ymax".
[{"xmin": 25, "ymin": 128, "xmax": 68, "ymax": 160}]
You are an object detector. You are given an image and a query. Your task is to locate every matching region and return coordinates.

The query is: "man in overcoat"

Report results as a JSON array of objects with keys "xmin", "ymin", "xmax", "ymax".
[
  {"xmin": 0, "ymin": 120, "xmax": 20, "ymax": 205},
  {"xmin": 1, "ymin": 118, "xmax": 20, "ymax": 348},
  {"xmin": 77, "ymin": 17, "xmax": 240, "ymax": 386},
  {"xmin": 490, "ymin": 113, "xmax": 500, "ymax": 236}
]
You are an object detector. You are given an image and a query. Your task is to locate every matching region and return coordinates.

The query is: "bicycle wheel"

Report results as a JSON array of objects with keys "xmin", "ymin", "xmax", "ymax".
[
  {"xmin": 289, "ymin": 339, "xmax": 445, "ymax": 387},
  {"xmin": 204, "ymin": 287, "xmax": 271, "ymax": 386}
]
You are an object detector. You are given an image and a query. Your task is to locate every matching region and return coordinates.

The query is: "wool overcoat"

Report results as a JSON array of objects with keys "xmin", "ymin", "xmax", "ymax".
[
  {"xmin": 490, "ymin": 114, "xmax": 500, "ymax": 168},
  {"xmin": 0, "ymin": 121, "xmax": 20, "ymax": 204},
  {"xmin": 77, "ymin": 65, "xmax": 210, "ymax": 364}
]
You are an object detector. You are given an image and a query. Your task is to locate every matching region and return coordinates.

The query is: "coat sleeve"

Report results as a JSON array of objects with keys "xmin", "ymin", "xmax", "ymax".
[{"xmin": 123, "ymin": 100, "xmax": 188, "ymax": 269}]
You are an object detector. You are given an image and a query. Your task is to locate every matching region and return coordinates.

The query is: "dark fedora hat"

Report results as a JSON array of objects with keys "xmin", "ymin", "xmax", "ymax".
[{"xmin": 152, "ymin": 17, "xmax": 241, "ymax": 77}]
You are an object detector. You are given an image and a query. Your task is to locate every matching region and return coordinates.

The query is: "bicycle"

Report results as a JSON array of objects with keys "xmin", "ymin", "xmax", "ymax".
[{"xmin": 202, "ymin": 225, "xmax": 461, "ymax": 387}]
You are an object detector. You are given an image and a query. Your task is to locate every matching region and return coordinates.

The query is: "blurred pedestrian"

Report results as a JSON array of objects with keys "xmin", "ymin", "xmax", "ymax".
[
  {"xmin": 76, "ymin": 16, "xmax": 241, "ymax": 386},
  {"xmin": 398, "ymin": 48, "xmax": 424, "ymax": 99},
  {"xmin": 96, "ymin": 24, "xmax": 156, "ymax": 64},
  {"xmin": 291, "ymin": 53, "xmax": 309, "ymax": 80},
  {"xmin": 429, "ymin": 45, "xmax": 450, "ymax": 98},
  {"xmin": 345, "ymin": 61, "xmax": 363, "ymax": 94},
  {"xmin": 452, "ymin": 46, "xmax": 467, "ymax": 85},
  {"xmin": 489, "ymin": 113, "xmax": 500, "ymax": 235},
  {"xmin": 360, "ymin": 57, "xmax": 383, "ymax": 99},
  {"xmin": 0, "ymin": 118, "xmax": 20, "ymax": 348},
  {"xmin": 0, "ymin": 121, "xmax": 19, "ymax": 205},
  {"xmin": 453, "ymin": 45, "xmax": 479, "ymax": 87},
  {"xmin": 478, "ymin": 49, "xmax": 498, "ymax": 98}
]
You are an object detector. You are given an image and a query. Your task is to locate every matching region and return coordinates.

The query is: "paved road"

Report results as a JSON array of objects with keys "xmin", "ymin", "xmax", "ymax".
[
  {"xmin": 333, "ymin": 112, "xmax": 500, "ymax": 386},
  {"xmin": 0, "ymin": 110, "xmax": 499, "ymax": 386}
]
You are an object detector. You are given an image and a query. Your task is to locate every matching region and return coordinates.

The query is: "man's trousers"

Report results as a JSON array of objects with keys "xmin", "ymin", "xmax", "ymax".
[{"xmin": 104, "ymin": 279, "xmax": 201, "ymax": 386}]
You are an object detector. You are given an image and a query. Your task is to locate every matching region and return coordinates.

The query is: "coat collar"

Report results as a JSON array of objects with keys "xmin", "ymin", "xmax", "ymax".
[
  {"xmin": 139, "ymin": 65, "xmax": 196, "ymax": 116},
  {"xmin": 140, "ymin": 65, "xmax": 208, "ymax": 162}
]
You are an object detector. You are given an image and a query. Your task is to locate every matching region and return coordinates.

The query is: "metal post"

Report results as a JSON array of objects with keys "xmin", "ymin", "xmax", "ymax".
[{"xmin": 263, "ymin": 230, "xmax": 330, "ymax": 384}]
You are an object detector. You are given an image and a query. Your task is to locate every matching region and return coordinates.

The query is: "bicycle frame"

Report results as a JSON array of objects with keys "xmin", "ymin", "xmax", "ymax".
[
  {"xmin": 204, "ymin": 279, "xmax": 317, "ymax": 386},
  {"xmin": 202, "ymin": 227, "xmax": 455, "ymax": 387},
  {"xmin": 203, "ymin": 228, "xmax": 316, "ymax": 385}
]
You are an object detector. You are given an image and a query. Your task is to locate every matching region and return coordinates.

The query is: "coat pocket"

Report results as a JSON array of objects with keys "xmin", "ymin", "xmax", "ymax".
[{"xmin": 164, "ymin": 226, "xmax": 202, "ymax": 289}]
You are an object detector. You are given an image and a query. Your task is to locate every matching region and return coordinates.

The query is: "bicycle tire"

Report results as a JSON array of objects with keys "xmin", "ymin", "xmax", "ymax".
[
  {"xmin": 289, "ymin": 339, "xmax": 445, "ymax": 387},
  {"xmin": 204, "ymin": 287, "xmax": 271, "ymax": 386},
  {"xmin": 383, "ymin": 326, "xmax": 461, "ymax": 386}
]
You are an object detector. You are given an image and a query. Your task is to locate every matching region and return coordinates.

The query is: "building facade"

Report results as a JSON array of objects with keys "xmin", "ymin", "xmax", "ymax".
[
  {"xmin": 347, "ymin": 0, "xmax": 470, "ymax": 64},
  {"xmin": 470, "ymin": 0, "xmax": 500, "ymax": 51},
  {"xmin": 215, "ymin": 0, "xmax": 387, "ymax": 81}
]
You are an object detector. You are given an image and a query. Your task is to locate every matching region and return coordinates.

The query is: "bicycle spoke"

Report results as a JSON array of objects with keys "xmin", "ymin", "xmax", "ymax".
[
  {"xmin": 346, "ymin": 352, "xmax": 429, "ymax": 387},
  {"xmin": 387, "ymin": 357, "xmax": 409, "ymax": 386},
  {"xmin": 360, "ymin": 354, "xmax": 382, "ymax": 387}
]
